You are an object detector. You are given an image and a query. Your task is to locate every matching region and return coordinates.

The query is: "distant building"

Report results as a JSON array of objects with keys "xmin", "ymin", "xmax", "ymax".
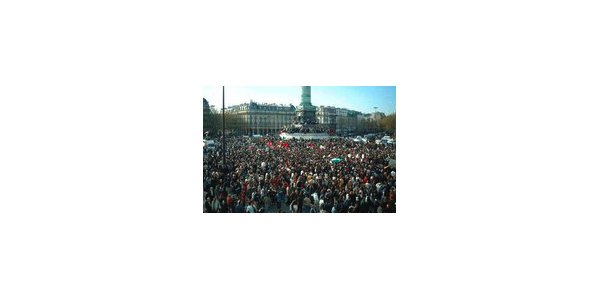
[
  {"xmin": 215, "ymin": 97, "xmax": 387, "ymax": 135},
  {"xmin": 316, "ymin": 106, "xmax": 337, "ymax": 126},
  {"xmin": 225, "ymin": 101, "xmax": 296, "ymax": 135},
  {"xmin": 334, "ymin": 108, "xmax": 363, "ymax": 134}
]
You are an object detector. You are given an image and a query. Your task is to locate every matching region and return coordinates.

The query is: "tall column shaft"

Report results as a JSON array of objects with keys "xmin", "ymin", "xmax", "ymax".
[{"xmin": 301, "ymin": 86, "xmax": 311, "ymax": 105}]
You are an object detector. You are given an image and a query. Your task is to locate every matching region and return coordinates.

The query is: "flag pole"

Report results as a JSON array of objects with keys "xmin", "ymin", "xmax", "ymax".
[{"xmin": 222, "ymin": 86, "xmax": 226, "ymax": 168}]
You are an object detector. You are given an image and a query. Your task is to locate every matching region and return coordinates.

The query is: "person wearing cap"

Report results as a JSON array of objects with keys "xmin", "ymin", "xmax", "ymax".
[{"xmin": 302, "ymin": 197, "xmax": 312, "ymax": 213}]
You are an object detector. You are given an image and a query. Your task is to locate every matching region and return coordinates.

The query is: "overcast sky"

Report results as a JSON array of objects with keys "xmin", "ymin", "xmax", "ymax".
[{"xmin": 203, "ymin": 86, "xmax": 396, "ymax": 115}]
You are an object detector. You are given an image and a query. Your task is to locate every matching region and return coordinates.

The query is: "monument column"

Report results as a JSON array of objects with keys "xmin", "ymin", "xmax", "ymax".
[
  {"xmin": 301, "ymin": 86, "xmax": 311, "ymax": 106},
  {"xmin": 297, "ymin": 86, "xmax": 316, "ymax": 124}
]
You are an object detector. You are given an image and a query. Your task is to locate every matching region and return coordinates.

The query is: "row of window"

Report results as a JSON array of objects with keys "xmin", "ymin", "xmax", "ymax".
[
  {"xmin": 227, "ymin": 105, "xmax": 295, "ymax": 112},
  {"xmin": 248, "ymin": 116, "xmax": 294, "ymax": 125}
]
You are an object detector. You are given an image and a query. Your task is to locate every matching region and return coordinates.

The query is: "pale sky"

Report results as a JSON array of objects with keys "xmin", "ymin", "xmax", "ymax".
[{"xmin": 203, "ymin": 86, "xmax": 396, "ymax": 115}]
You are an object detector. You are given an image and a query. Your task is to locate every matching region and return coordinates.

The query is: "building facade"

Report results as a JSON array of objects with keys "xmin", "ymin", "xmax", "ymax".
[
  {"xmin": 225, "ymin": 101, "xmax": 296, "ymax": 135},
  {"xmin": 334, "ymin": 108, "xmax": 363, "ymax": 134},
  {"xmin": 219, "ymin": 98, "xmax": 382, "ymax": 135},
  {"xmin": 316, "ymin": 106, "xmax": 337, "ymax": 126}
]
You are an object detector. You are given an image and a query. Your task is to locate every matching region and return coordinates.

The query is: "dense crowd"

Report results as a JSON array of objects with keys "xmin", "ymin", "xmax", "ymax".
[
  {"xmin": 203, "ymin": 136, "xmax": 396, "ymax": 213},
  {"xmin": 281, "ymin": 121, "xmax": 332, "ymax": 134}
]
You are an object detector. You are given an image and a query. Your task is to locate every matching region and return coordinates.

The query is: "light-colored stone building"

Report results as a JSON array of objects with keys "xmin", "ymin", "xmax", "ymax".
[
  {"xmin": 219, "ymin": 90, "xmax": 379, "ymax": 135},
  {"xmin": 316, "ymin": 106, "xmax": 337, "ymax": 127},
  {"xmin": 225, "ymin": 101, "xmax": 296, "ymax": 135},
  {"xmin": 334, "ymin": 108, "xmax": 363, "ymax": 134}
]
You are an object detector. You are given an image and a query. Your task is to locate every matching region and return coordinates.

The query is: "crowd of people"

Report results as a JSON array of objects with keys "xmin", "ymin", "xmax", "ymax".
[
  {"xmin": 203, "ymin": 136, "xmax": 396, "ymax": 213},
  {"xmin": 281, "ymin": 123, "xmax": 332, "ymax": 134}
]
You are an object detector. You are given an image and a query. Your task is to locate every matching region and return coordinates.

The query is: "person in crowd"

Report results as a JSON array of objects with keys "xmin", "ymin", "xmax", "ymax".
[
  {"xmin": 209, "ymin": 197, "xmax": 221, "ymax": 213},
  {"xmin": 246, "ymin": 201, "xmax": 257, "ymax": 213},
  {"xmin": 234, "ymin": 200, "xmax": 245, "ymax": 213},
  {"xmin": 289, "ymin": 199, "xmax": 298, "ymax": 213}
]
